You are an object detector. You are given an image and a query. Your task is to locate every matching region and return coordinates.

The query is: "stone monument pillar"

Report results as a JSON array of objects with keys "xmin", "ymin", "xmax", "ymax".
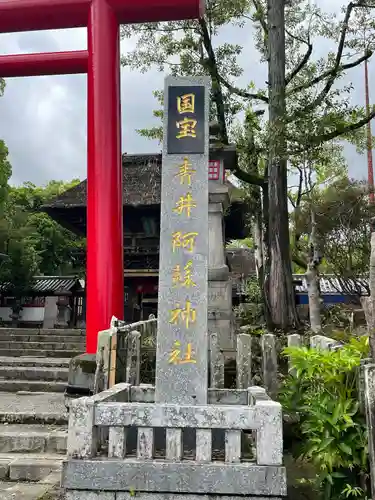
[
  {"xmin": 208, "ymin": 160, "xmax": 234, "ymax": 349},
  {"xmin": 155, "ymin": 75, "xmax": 210, "ymax": 405}
]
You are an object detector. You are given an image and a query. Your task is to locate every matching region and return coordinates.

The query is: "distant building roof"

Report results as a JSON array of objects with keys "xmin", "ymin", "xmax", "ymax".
[
  {"xmin": 43, "ymin": 155, "xmax": 162, "ymax": 208},
  {"xmin": 0, "ymin": 276, "xmax": 84, "ymax": 295},
  {"xmin": 43, "ymin": 150, "xmax": 239, "ymax": 209},
  {"xmin": 293, "ymin": 274, "xmax": 369, "ymax": 295},
  {"xmin": 42, "ymin": 151, "xmax": 250, "ymax": 240}
]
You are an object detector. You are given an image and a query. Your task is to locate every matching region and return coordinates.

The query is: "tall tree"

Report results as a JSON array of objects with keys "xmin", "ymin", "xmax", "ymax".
[
  {"xmin": 0, "ymin": 205, "xmax": 41, "ymax": 325},
  {"xmin": 266, "ymin": 0, "xmax": 298, "ymax": 327},
  {"xmin": 122, "ymin": 0, "xmax": 375, "ymax": 329},
  {"xmin": 293, "ymin": 177, "xmax": 372, "ymax": 295},
  {"xmin": 289, "ymin": 142, "xmax": 348, "ymax": 332},
  {"xmin": 0, "ymin": 147, "xmax": 40, "ymax": 324}
]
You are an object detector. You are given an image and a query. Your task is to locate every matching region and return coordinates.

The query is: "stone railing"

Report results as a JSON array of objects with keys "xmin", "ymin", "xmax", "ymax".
[
  {"xmin": 62, "ymin": 383, "xmax": 286, "ymax": 499},
  {"xmin": 97, "ymin": 320, "xmax": 342, "ymax": 397},
  {"xmin": 96, "ymin": 315, "xmax": 157, "ymax": 389}
]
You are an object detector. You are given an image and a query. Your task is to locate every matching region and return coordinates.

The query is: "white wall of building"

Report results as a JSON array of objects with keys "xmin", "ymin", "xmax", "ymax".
[{"xmin": 0, "ymin": 306, "xmax": 45, "ymax": 323}]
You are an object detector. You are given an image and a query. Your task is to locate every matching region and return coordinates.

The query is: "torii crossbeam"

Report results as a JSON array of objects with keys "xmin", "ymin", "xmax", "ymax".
[{"xmin": 0, "ymin": 0, "xmax": 204, "ymax": 353}]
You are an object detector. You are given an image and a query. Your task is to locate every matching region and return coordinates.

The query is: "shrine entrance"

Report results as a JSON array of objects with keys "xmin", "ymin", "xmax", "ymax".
[
  {"xmin": 0, "ymin": 0, "xmax": 203, "ymax": 353},
  {"xmin": 124, "ymin": 279, "xmax": 158, "ymax": 323}
]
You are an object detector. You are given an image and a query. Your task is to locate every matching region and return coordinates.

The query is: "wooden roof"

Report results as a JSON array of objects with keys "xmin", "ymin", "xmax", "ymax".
[
  {"xmin": 0, "ymin": 276, "xmax": 84, "ymax": 295},
  {"xmin": 43, "ymin": 154, "xmax": 162, "ymax": 209},
  {"xmin": 43, "ymin": 149, "xmax": 239, "ymax": 209},
  {"xmin": 42, "ymin": 150, "xmax": 250, "ymax": 240}
]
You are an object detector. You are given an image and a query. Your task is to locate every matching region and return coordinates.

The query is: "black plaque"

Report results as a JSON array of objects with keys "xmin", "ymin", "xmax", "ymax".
[{"xmin": 167, "ymin": 85, "xmax": 205, "ymax": 155}]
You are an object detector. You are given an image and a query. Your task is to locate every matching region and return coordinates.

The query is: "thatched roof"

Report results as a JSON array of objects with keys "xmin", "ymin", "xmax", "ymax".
[
  {"xmin": 43, "ymin": 149, "xmax": 239, "ymax": 209},
  {"xmin": 44, "ymin": 154, "xmax": 162, "ymax": 209},
  {"xmin": 42, "ymin": 150, "xmax": 250, "ymax": 239}
]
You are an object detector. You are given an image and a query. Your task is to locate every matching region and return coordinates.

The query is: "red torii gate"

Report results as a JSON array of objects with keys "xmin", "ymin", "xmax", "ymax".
[{"xmin": 0, "ymin": 0, "xmax": 203, "ymax": 354}]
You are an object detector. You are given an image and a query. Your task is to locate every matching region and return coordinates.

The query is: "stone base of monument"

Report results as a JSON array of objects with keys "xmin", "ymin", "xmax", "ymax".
[
  {"xmin": 64, "ymin": 354, "xmax": 96, "ymax": 408},
  {"xmin": 62, "ymin": 383, "xmax": 287, "ymax": 499}
]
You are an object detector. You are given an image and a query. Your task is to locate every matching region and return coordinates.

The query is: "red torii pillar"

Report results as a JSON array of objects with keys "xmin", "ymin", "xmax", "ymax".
[{"xmin": 0, "ymin": 0, "xmax": 204, "ymax": 353}]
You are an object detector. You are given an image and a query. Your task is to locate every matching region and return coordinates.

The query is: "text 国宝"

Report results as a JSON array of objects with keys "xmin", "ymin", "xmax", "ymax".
[
  {"xmin": 176, "ymin": 93, "xmax": 197, "ymax": 140},
  {"xmin": 167, "ymin": 86, "xmax": 205, "ymax": 155}
]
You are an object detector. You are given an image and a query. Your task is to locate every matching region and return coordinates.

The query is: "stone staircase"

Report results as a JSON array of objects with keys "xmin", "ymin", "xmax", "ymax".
[
  {"xmin": 0, "ymin": 328, "xmax": 85, "ymax": 359},
  {"xmin": 0, "ymin": 328, "xmax": 85, "ymax": 499}
]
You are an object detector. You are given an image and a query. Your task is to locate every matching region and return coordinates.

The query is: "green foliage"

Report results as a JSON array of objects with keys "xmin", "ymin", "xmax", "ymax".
[
  {"xmin": 0, "ymin": 140, "xmax": 11, "ymax": 212},
  {"xmin": 0, "ymin": 108, "xmax": 86, "ymax": 304},
  {"xmin": 234, "ymin": 276, "xmax": 264, "ymax": 326},
  {"xmin": 7, "ymin": 180, "xmax": 85, "ymax": 276},
  {"xmin": 0, "ymin": 205, "xmax": 41, "ymax": 303},
  {"xmin": 281, "ymin": 337, "xmax": 370, "ymax": 499},
  {"xmin": 121, "ymin": 1, "xmax": 248, "ymax": 136},
  {"xmin": 123, "ymin": 0, "xmax": 375, "ymax": 162},
  {"xmin": 293, "ymin": 177, "xmax": 373, "ymax": 285},
  {"xmin": 321, "ymin": 306, "xmax": 352, "ymax": 333},
  {"xmin": 226, "ymin": 237, "xmax": 253, "ymax": 249},
  {"xmin": 0, "ymin": 177, "xmax": 85, "ymax": 305},
  {"xmin": 8, "ymin": 179, "xmax": 81, "ymax": 210},
  {"xmin": 245, "ymin": 275, "xmax": 262, "ymax": 303}
]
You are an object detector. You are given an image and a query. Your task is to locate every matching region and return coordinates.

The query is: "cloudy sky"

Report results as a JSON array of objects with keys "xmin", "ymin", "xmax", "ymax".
[{"xmin": 0, "ymin": 2, "xmax": 371, "ymax": 186}]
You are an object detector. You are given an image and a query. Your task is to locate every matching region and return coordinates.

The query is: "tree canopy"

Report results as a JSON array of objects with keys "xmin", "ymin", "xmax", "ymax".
[
  {"xmin": 121, "ymin": 0, "xmax": 375, "ymax": 329},
  {"xmin": 0, "ymin": 161, "xmax": 85, "ymax": 301}
]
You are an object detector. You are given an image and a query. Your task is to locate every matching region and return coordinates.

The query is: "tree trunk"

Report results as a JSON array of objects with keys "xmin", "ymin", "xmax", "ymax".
[
  {"xmin": 266, "ymin": 0, "xmax": 299, "ymax": 329},
  {"xmin": 306, "ymin": 265, "xmax": 321, "ymax": 333},
  {"xmin": 362, "ymin": 222, "xmax": 375, "ymax": 359},
  {"xmin": 254, "ymin": 194, "xmax": 264, "ymax": 281},
  {"xmin": 306, "ymin": 205, "xmax": 322, "ymax": 333}
]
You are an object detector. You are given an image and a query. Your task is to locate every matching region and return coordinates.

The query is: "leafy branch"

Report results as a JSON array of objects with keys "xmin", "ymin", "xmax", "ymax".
[
  {"xmin": 291, "ymin": 107, "xmax": 375, "ymax": 154},
  {"xmin": 218, "ymin": 76, "xmax": 269, "ymax": 103},
  {"xmin": 285, "ymin": 29, "xmax": 313, "ymax": 85},
  {"xmin": 290, "ymin": 1, "xmax": 373, "ymax": 117},
  {"xmin": 287, "ymin": 51, "xmax": 372, "ymax": 96}
]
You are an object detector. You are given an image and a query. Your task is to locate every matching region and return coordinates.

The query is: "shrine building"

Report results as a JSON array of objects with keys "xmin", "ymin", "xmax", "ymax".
[{"xmin": 42, "ymin": 151, "xmax": 251, "ymax": 324}]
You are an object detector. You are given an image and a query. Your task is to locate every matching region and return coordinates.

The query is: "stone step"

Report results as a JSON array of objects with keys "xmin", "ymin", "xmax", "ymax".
[
  {"xmin": 0, "ymin": 366, "xmax": 69, "ymax": 382},
  {"xmin": 0, "ymin": 380, "xmax": 66, "ymax": 393},
  {"xmin": 0, "ymin": 424, "xmax": 67, "ymax": 454},
  {"xmin": 0, "ymin": 349, "xmax": 82, "ymax": 358},
  {"xmin": 0, "ymin": 392, "xmax": 68, "ymax": 425},
  {"xmin": 0, "ymin": 357, "xmax": 70, "ymax": 368},
  {"xmin": 0, "ymin": 328, "xmax": 85, "ymax": 337},
  {"xmin": 0, "ymin": 452, "xmax": 63, "ymax": 482},
  {"xmin": 0, "ymin": 341, "xmax": 85, "ymax": 351},
  {"xmin": 0, "ymin": 412, "xmax": 68, "ymax": 426},
  {"xmin": 0, "ymin": 475, "xmax": 61, "ymax": 499},
  {"xmin": 0, "ymin": 334, "xmax": 85, "ymax": 343}
]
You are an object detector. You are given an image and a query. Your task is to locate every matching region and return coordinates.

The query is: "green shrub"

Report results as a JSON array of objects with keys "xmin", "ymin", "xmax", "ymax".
[
  {"xmin": 280, "ymin": 337, "xmax": 370, "ymax": 499},
  {"xmin": 234, "ymin": 276, "xmax": 264, "ymax": 326}
]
